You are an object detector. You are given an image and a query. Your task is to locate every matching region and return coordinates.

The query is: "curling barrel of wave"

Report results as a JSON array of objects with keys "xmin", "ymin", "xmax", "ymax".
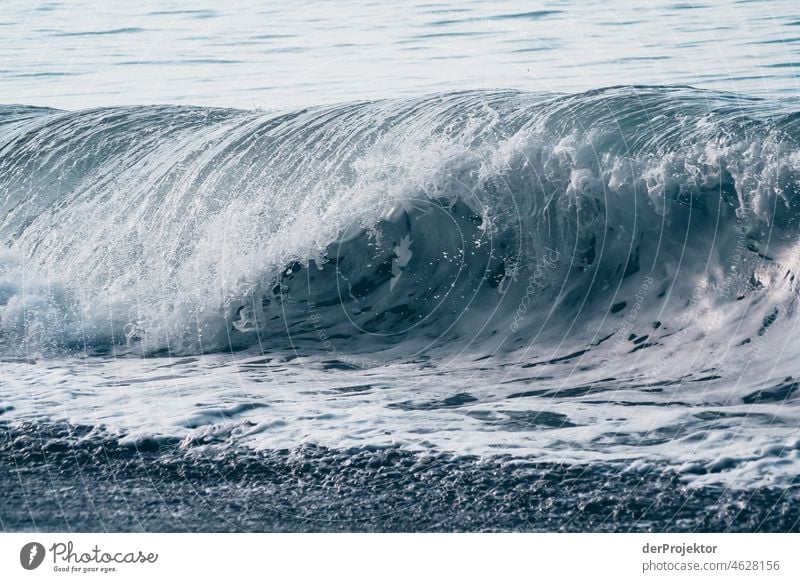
[{"xmin": 1, "ymin": 87, "xmax": 800, "ymax": 357}]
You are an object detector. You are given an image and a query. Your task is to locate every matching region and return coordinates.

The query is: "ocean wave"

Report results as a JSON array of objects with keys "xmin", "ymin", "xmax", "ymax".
[{"xmin": 1, "ymin": 86, "xmax": 799, "ymax": 357}]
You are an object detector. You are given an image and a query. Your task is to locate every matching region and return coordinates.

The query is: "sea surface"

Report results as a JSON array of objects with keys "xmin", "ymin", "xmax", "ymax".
[{"xmin": 1, "ymin": 0, "xmax": 800, "ymax": 532}]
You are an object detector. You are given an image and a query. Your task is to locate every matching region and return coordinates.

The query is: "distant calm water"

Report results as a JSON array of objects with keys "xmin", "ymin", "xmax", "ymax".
[
  {"xmin": 2, "ymin": 1, "xmax": 800, "ymax": 532},
  {"xmin": 2, "ymin": 0, "xmax": 800, "ymax": 109}
]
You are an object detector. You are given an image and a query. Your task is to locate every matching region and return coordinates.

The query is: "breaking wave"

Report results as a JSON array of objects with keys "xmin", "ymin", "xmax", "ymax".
[{"xmin": 2, "ymin": 86, "xmax": 800, "ymax": 361}]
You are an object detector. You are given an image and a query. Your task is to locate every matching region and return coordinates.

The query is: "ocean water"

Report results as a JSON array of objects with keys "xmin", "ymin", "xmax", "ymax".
[{"xmin": 2, "ymin": 0, "xmax": 800, "ymax": 532}]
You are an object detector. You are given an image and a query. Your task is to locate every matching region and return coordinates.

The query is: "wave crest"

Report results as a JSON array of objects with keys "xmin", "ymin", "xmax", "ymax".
[{"xmin": 1, "ymin": 86, "xmax": 799, "ymax": 357}]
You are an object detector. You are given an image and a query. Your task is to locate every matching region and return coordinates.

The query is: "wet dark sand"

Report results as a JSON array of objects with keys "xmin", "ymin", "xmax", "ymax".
[{"xmin": 2, "ymin": 422, "xmax": 799, "ymax": 532}]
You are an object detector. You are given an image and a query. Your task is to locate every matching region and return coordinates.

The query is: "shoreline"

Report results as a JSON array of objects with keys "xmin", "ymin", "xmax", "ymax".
[{"xmin": 3, "ymin": 422, "xmax": 799, "ymax": 533}]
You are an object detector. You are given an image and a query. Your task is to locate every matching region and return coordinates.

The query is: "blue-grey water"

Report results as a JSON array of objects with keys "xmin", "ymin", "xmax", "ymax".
[
  {"xmin": 1, "ymin": 0, "xmax": 800, "ymax": 532},
  {"xmin": 4, "ymin": 0, "xmax": 800, "ymax": 108}
]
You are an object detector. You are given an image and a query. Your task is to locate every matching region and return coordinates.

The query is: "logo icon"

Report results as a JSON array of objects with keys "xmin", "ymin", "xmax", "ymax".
[{"xmin": 20, "ymin": 542, "xmax": 46, "ymax": 570}]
